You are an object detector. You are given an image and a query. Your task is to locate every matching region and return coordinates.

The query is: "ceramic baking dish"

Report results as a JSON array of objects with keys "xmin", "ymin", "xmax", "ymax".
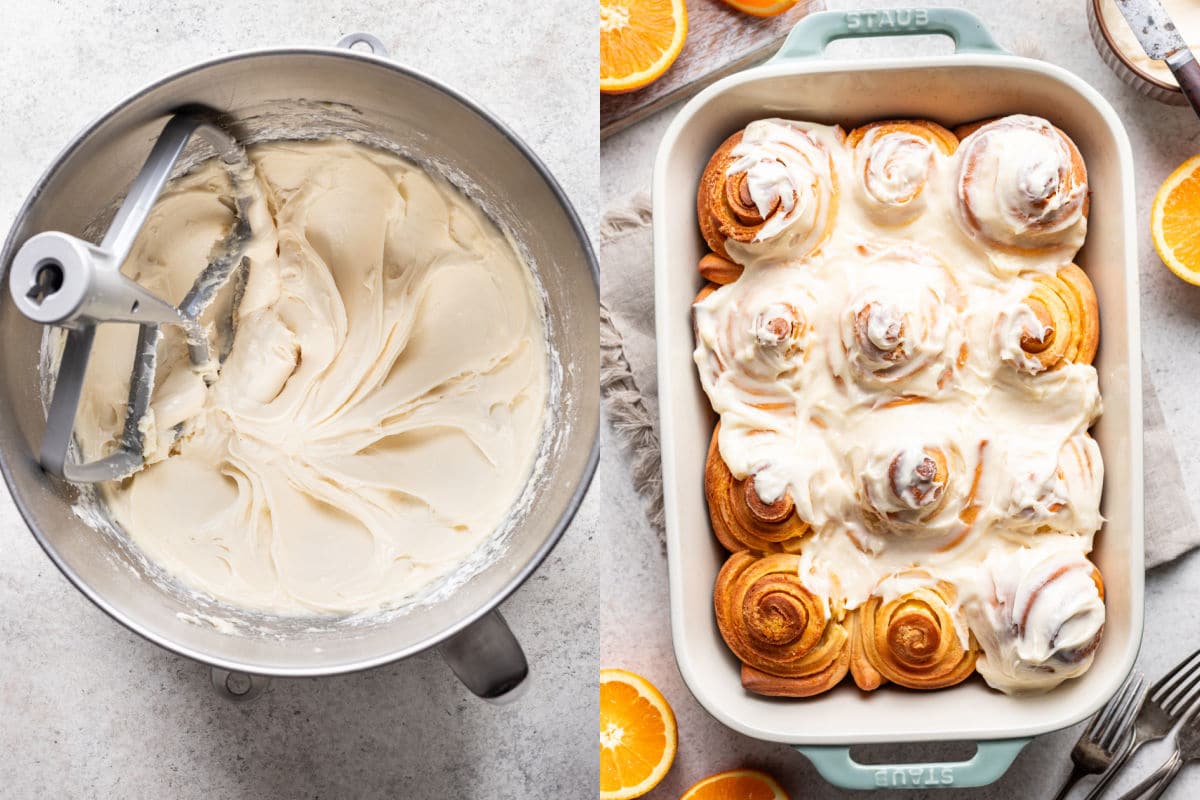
[{"xmin": 653, "ymin": 8, "xmax": 1143, "ymax": 790}]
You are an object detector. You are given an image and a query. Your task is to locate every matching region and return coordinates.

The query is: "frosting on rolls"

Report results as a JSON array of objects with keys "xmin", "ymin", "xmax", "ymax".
[
  {"xmin": 961, "ymin": 544, "xmax": 1105, "ymax": 693},
  {"xmin": 694, "ymin": 115, "xmax": 1104, "ymax": 694},
  {"xmin": 955, "ymin": 115, "xmax": 1089, "ymax": 270},
  {"xmin": 848, "ymin": 120, "xmax": 957, "ymax": 226},
  {"xmin": 833, "ymin": 245, "xmax": 963, "ymax": 396},
  {"xmin": 712, "ymin": 119, "xmax": 842, "ymax": 264}
]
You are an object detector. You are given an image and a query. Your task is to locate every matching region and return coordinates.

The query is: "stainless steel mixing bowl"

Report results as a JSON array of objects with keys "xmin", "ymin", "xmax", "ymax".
[{"xmin": 0, "ymin": 35, "xmax": 599, "ymax": 700}]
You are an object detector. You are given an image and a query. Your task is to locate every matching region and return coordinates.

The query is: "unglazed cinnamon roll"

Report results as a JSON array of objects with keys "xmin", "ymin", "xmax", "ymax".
[
  {"xmin": 955, "ymin": 115, "xmax": 1088, "ymax": 259},
  {"xmin": 697, "ymin": 119, "xmax": 841, "ymax": 264},
  {"xmin": 834, "ymin": 246, "xmax": 965, "ymax": 397},
  {"xmin": 705, "ymin": 425, "xmax": 809, "ymax": 553},
  {"xmin": 963, "ymin": 546, "xmax": 1105, "ymax": 693},
  {"xmin": 993, "ymin": 263, "xmax": 1099, "ymax": 374},
  {"xmin": 1007, "ymin": 433, "xmax": 1104, "ymax": 536},
  {"xmin": 698, "ymin": 252, "xmax": 744, "ymax": 285},
  {"xmin": 693, "ymin": 268, "xmax": 816, "ymax": 413},
  {"xmin": 847, "ymin": 120, "xmax": 957, "ymax": 226},
  {"xmin": 714, "ymin": 552, "xmax": 851, "ymax": 697},
  {"xmin": 849, "ymin": 571, "xmax": 977, "ymax": 690}
]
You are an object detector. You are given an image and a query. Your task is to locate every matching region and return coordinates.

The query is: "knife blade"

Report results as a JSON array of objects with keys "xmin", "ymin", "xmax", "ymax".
[
  {"xmin": 1115, "ymin": 0, "xmax": 1189, "ymax": 60},
  {"xmin": 1115, "ymin": 0, "xmax": 1200, "ymax": 119}
]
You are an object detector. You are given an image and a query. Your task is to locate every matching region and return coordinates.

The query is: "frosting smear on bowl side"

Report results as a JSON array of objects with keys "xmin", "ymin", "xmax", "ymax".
[{"xmin": 72, "ymin": 139, "xmax": 548, "ymax": 615}]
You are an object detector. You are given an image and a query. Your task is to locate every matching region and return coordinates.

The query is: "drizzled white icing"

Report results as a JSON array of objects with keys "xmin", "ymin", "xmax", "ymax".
[{"xmin": 694, "ymin": 116, "xmax": 1103, "ymax": 693}]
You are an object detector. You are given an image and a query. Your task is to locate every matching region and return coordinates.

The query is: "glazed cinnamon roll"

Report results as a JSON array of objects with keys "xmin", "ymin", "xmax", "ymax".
[
  {"xmin": 697, "ymin": 119, "xmax": 841, "ymax": 264},
  {"xmin": 856, "ymin": 443, "xmax": 967, "ymax": 538},
  {"xmin": 847, "ymin": 120, "xmax": 957, "ymax": 226},
  {"xmin": 835, "ymin": 246, "xmax": 964, "ymax": 397},
  {"xmin": 849, "ymin": 571, "xmax": 977, "ymax": 690},
  {"xmin": 964, "ymin": 546, "xmax": 1105, "ymax": 693},
  {"xmin": 1007, "ymin": 433, "xmax": 1104, "ymax": 536},
  {"xmin": 693, "ymin": 269, "xmax": 816, "ymax": 412},
  {"xmin": 714, "ymin": 552, "xmax": 850, "ymax": 697},
  {"xmin": 705, "ymin": 425, "xmax": 809, "ymax": 554},
  {"xmin": 993, "ymin": 263, "xmax": 1099, "ymax": 374},
  {"xmin": 955, "ymin": 115, "xmax": 1088, "ymax": 258}
]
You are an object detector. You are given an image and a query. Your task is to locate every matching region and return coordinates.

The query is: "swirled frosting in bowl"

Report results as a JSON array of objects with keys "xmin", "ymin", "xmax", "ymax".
[
  {"xmin": 72, "ymin": 139, "xmax": 548, "ymax": 614},
  {"xmin": 694, "ymin": 116, "xmax": 1104, "ymax": 694}
]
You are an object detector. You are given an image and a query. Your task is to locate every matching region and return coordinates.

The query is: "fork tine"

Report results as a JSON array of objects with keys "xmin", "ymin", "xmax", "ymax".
[
  {"xmin": 1099, "ymin": 673, "xmax": 1146, "ymax": 752},
  {"xmin": 1090, "ymin": 671, "xmax": 1142, "ymax": 742},
  {"xmin": 1149, "ymin": 647, "xmax": 1200, "ymax": 700},
  {"xmin": 1163, "ymin": 669, "xmax": 1200, "ymax": 716}
]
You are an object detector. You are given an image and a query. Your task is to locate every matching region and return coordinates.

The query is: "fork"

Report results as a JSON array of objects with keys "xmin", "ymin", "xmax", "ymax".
[
  {"xmin": 1114, "ymin": 702, "xmax": 1200, "ymax": 800},
  {"xmin": 1082, "ymin": 647, "xmax": 1200, "ymax": 800},
  {"xmin": 1051, "ymin": 670, "xmax": 1148, "ymax": 800}
]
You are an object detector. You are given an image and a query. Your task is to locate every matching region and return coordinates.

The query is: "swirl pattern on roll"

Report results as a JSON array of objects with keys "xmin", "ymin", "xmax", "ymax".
[
  {"xmin": 955, "ymin": 115, "xmax": 1088, "ymax": 258},
  {"xmin": 963, "ymin": 545, "xmax": 1106, "ymax": 693},
  {"xmin": 993, "ymin": 263, "xmax": 1099, "ymax": 374},
  {"xmin": 714, "ymin": 552, "xmax": 851, "ymax": 697},
  {"xmin": 848, "ymin": 120, "xmax": 958, "ymax": 226},
  {"xmin": 693, "ymin": 268, "xmax": 816, "ymax": 414},
  {"xmin": 705, "ymin": 425, "xmax": 810, "ymax": 554},
  {"xmin": 697, "ymin": 120, "xmax": 841, "ymax": 265},
  {"xmin": 834, "ymin": 246, "xmax": 964, "ymax": 397},
  {"xmin": 853, "ymin": 441, "xmax": 982, "ymax": 542},
  {"xmin": 1006, "ymin": 433, "xmax": 1104, "ymax": 536},
  {"xmin": 849, "ymin": 571, "xmax": 977, "ymax": 690}
]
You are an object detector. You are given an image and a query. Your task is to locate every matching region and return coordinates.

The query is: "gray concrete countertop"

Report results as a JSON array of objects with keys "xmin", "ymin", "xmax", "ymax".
[
  {"xmin": 0, "ymin": 1, "xmax": 597, "ymax": 798},
  {"xmin": 600, "ymin": 0, "xmax": 1200, "ymax": 797}
]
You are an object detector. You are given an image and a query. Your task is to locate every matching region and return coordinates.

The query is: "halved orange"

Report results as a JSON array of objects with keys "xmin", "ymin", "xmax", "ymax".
[
  {"xmin": 680, "ymin": 769, "xmax": 791, "ymax": 800},
  {"xmin": 1152, "ymin": 154, "xmax": 1200, "ymax": 286},
  {"xmin": 600, "ymin": 0, "xmax": 688, "ymax": 94},
  {"xmin": 599, "ymin": 669, "xmax": 677, "ymax": 799},
  {"xmin": 719, "ymin": 0, "xmax": 801, "ymax": 16}
]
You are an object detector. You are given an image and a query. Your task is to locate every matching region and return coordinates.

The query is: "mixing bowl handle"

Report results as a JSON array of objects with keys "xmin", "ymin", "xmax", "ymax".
[
  {"xmin": 770, "ymin": 7, "xmax": 1008, "ymax": 62},
  {"xmin": 795, "ymin": 738, "xmax": 1030, "ymax": 790},
  {"xmin": 336, "ymin": 32, "xmax": 390, "ymax": 59},
  {"xmin": 437, "ymin": 610, "xmax": 529, "ymax": 703}
]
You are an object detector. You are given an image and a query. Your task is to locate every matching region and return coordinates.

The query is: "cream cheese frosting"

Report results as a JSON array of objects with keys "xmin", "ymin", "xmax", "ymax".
[
  {"xmin": 694, "ymin": 117, "xmax": 1104, "ymax": 693},
  {"xmin": 71, "ymin": 139, "xmax": 548, "ymax": 615}
]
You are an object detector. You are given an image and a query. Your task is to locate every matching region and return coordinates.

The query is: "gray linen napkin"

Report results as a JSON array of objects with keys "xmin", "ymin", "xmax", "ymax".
[{"xmin": 599, "ymin": 191, "xmax": 1198, "ymax": 568}]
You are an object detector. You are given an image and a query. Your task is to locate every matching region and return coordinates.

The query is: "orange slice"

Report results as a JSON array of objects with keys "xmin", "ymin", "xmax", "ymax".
[
  {"xmin": 719, "ymin": 0, "xmax": 801, "ymax": 16},
  {"xmin": 1152, "ymin": 154, "xmax": 1200, "ymax": 286},
  {"xmin": 600, "ymin": 0, "xmax": 688, "ymax": 94},
  {"xmin": 599, "ymin": 668, "xmax": 678, "ymax": 799},
  {"xmin": 680, "ymin": 769, "xmax": 791, "ymax": 800}
]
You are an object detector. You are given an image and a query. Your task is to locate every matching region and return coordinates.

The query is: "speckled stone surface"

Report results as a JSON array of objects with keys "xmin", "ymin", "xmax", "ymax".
[
  {"xmin": 601, "ymin": 0, "xmax": 1200, "ymax": 797},
  {"xmin": 0, "ymin": 1, "xmax": 597, "ymax": 798}
]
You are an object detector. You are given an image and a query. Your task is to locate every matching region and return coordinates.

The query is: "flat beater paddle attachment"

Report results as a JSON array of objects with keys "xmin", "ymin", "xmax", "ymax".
[{"xmin": 7, "ymin": 111, "xmax": 257, "ymax": 483}]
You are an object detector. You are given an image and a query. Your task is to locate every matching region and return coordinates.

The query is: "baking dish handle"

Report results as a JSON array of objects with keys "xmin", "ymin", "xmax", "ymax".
[
  {"xmin": 795, "ymin": 738, "xmax": 1030, "ymax": 790},
  {"xmin": 771, "ymin": 8, "xmax": 1007, "ymax": 62}
]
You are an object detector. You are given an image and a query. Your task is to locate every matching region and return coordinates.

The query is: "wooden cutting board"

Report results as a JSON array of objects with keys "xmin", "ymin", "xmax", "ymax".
[{"xmin": 601, "ymin": 0, "xmax": 826, "ymax": 139}]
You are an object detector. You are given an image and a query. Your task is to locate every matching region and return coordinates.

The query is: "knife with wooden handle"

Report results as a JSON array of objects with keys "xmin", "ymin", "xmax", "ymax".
[{"xmin": 1116, "ymin": 0, "xmax": 1200, "ymax": 118}]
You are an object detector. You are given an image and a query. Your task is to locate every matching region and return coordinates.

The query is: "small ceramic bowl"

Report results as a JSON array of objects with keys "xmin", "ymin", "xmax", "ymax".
[{"xmin": 1088, "ymin": 0, "xmax": 1188, "ymax": 105}]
